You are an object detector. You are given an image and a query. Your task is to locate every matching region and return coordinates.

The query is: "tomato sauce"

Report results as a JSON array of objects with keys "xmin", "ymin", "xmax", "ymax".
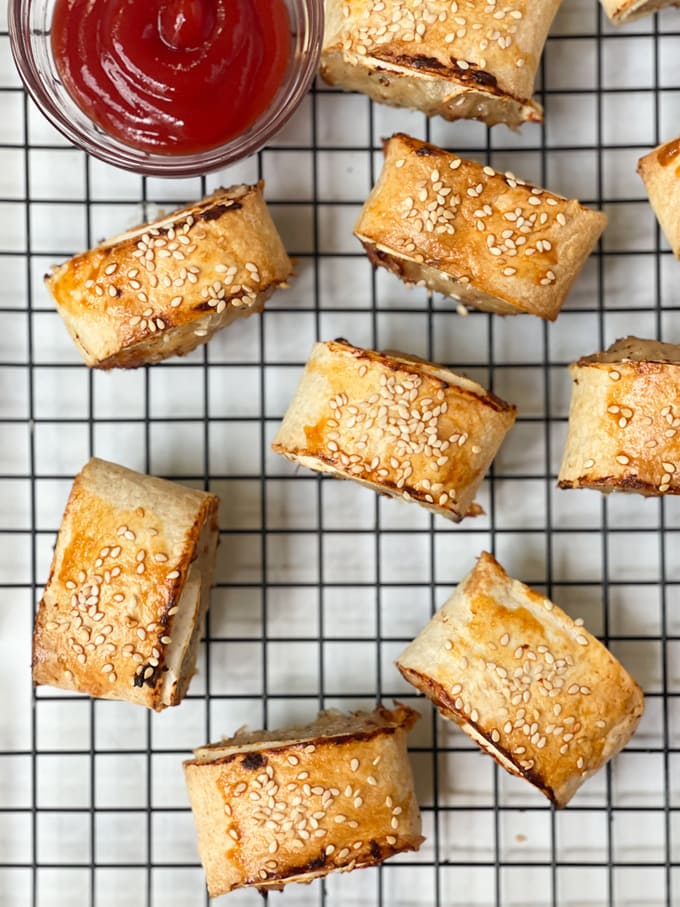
[{"xmin": 51, "ymin": 0, "xmax": 291, "ymax": 155}]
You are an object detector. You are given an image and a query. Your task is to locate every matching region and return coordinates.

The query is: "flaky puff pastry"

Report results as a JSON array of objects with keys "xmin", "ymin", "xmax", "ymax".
[
  {"xmin": 46, "ymin": 184, "xmax": 292, "ymax": 368},
  {"xmin": 601, "ymin": 0, "xmax": 679, "ymax": 24},
  {"xmin": 271, "ymin": 339, "xmax": 516, "ymax": 521},
  {"xmin": 355, "ymin": 134, "xmax": 607, "ymax": 320},
  {"xmin": 638, "ymin": 137, "xmax": 680, "ymax": 256},
  {"xmin": 558, "ymin": 337, "xmax": 680, "ymax": 497},
  {"xmin": 321, "ymin": 0, "xmax": 563, "ymax": 128},
  {"xmin": 397, "ymin": 552, "xmax": 644, "ymax": 808},
  {"xmin": 184, "ymin": 704, "xmax": 423, "ymax": 896},
  {"xmin": 32, "ymin": 458, "xmax": 219, "ymax": 711}
]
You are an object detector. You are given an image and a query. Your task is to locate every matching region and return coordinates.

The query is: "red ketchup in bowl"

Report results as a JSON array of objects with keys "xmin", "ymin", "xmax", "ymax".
[{"xmin": 51, "ymin": 0, "xmax": 292, "ymax": 155}]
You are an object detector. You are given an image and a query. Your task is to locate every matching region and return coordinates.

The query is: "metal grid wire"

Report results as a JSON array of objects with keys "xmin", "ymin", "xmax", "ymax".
[{"xmin": 1, "ymin": 1, "xmax": 680, "ymax": 905}]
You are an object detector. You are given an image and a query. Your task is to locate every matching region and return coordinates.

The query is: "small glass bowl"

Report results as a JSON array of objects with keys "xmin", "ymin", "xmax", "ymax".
[{"xmin": 9, "ymin": 0, "xmax": 324, "ymax": 178}]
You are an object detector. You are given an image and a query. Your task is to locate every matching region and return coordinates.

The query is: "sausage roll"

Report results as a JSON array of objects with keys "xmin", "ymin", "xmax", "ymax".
[
  {"xmin": 558, "ymin": 336, "xmax": 680, "ymax": 497},
  {"xmin": 601, "ymin": 0, "xmax": 679, "ymax": 24},
  {"xmin": 271, "ymin": 339, "xmax": 516, "ymax": 522},
  {"xmin": 32, "ymin": 457, "xmax": 220, "ymax": 710},
  {"xmin": 45, "ymin": 183, "xmax": 292, "ymax": 368},
  {"xmin": 184, "ymin": 704, "xmax": 423, "ymax": 896},
  {"xmin": 396, "ymin": 552, "xmax": 644, "ymax": 808},
  {"xmin": 321, "ymin": 0, "xmax": 563, "ymax": 129},
  {"xmin": 355, "ymin": 133, "xmax": 607, "ymax": 321},
  {"xmin": 638, "ymin": 137, "xmax": 680, "ymax": 257}
]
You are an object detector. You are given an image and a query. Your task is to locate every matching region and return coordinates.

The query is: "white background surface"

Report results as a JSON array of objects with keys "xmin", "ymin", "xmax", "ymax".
[{"xmin": 1, "ymin": 1, "xmax": 680, "ymax": 905}]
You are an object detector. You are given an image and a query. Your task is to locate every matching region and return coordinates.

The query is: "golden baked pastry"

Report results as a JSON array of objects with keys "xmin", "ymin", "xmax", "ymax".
[
  {"xmin": 271, "ymin": 339, "xmax": 516, "ymax": 522},
  {"xmin": 558, "ymin": 336, "xmax": 680, "ymax": 496},
  {"xmin": 355, "ymin": 133, "xmax": 607, "ymax": 320},
  {"xmin": 601, "ymin": 0, "xmax": 679, "ymax": 23},
  {"xmin": 45, "ymin": 184, "xmax": 292, "ymax": 368},
  {"xmin": 184, "ymin": 704, "xmax": 423, "ymax": 896},
  {"xmin": 396, "ymin": 552, "xmax": 644, "ymax": 808},
  {"xmin": 321, "ymin": 0, "xmax": 563, "ymax": 128},
  {"xmin": 638, "ymin": 136, "xmax": 680, "ymax": 257},
  {"xmin": 32, "ymin": 457, "xmax": 219, "ymax": 710}
]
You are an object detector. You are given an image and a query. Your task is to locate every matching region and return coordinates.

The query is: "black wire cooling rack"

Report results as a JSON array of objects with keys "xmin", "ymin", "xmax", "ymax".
[{"xmin": 1, "ymin": 2, "xmax": 679, "ymax": 905}]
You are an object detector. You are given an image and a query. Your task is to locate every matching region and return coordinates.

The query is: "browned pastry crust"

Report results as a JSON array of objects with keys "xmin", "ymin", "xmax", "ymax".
[
  {"xmin": 396, "ymin": 552, "xmax": 644, "ymax": 808},
  {"xmin": 321, "ymin": 0, "xmax": 563, "ymax": 128},
  {"xmin": 638, "ymin": 137, "xmax": 680, "ymax": 257},
  {"xmin": 32, "ymin": 457, "xmax": 219, "ymax": 710},
  {"xmin": 354, "ymin": 134, "xmax": 607, "ymax": 320},
  {"xmin": 271, "ymin": 338, "xmax": 516, "ymax": 522},
  {"xmin": 601, "ymin": 0, "xmax": 680, "ymax": 23},
  {"xmin": 557, "ymin": 336, "xmax": 680, "ymax": 496},
  {"xmin": 184, "ymin": 704, "xmax": 423, "ymax": 896},
  {"xmin": 45, "ymin": 184, "xmax": 292, "ymax": 368}
]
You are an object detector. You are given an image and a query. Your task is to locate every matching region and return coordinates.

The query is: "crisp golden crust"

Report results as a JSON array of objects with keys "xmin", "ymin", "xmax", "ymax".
[
  {"xmin": 32, "ymin": 458, "xmax": 219, "ymax": 711},
  {"xmin": 271, "ymin": 339, "xmax": 516, "ymax": 522},
  {"xmin": 396, "ymin": 552, "xmax": 644, "ymax": 808},
  {"xmin": 184, "ymin": 704, "xmax": 423, "ymax": 896},
  {"xmin": 558, "ymin": 336, "xmax": 680, "ymax": 497},
  {"xmin": 45, "ymin": 184, "xmax": 292, "ymax": 369},
  {"xmin": 321, "ymin": 0, "xmax": 562, "ymax": 128},
  {"xmin": 601, "ymin": 0, "xmax": 680, "ymax": 23},
  {"xmin": 638, "ymin": 137, "xmax": 680, "ymax": 258},
  {"xmin": 355, "ymin": 134, "xmax": 607, "ymax": 320}
]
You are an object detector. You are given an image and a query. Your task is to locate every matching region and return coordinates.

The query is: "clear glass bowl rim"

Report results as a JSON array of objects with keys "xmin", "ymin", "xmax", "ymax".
[{"xmin": 8, "ymin": 0, "xmax": 324, "ymax": 178}]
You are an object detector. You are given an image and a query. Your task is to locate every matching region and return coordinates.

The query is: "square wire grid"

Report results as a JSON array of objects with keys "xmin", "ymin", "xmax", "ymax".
[{"xmin": 1, "ymin": 1, "xmax": 679, "ymax": 905}]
